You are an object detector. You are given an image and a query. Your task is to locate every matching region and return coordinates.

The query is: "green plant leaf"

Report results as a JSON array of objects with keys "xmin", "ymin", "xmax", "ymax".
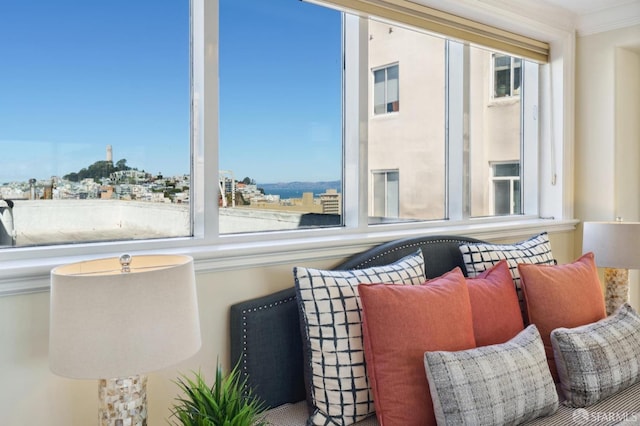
[{"xmin": 168, "ymin": 358, "xmax": 268, "ymax": 426}]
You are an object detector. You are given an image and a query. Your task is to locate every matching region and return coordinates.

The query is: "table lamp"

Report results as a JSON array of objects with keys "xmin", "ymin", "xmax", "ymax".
[
  {"xmin": 582, "ymin": 221, "xmax": 640, "ymax": 315},
  {"xmin": 49, "ymin": 254, "xmax": 202, "ymax": 426}
]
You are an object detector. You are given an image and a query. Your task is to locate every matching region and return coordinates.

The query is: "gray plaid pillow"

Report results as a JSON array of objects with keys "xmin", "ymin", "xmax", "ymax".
[
  {"xmin": 551, "ymin": 303, "xmax": 640, "ymax": 407},
  {"xmin": 294, "ymin": 250, "xmax": 426, "ymax": 426},
  {"xmin": 424, "ymin": 324, "xmax": 559, "ymax": 425},
  {"xmin": 459, "ymin": 232, "xmax": 555, "ymax": 318}
]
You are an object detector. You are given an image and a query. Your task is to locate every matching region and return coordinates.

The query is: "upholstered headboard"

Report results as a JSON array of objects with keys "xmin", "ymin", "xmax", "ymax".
[{"xmin": 229, "ymin": 235, "xmax": 482, "ymax": 409}]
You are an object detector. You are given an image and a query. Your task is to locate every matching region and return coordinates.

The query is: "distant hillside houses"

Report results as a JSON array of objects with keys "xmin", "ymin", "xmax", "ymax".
[{"xmin": 110, "ymin": 169, "xmax": 150, "ymax": 184}]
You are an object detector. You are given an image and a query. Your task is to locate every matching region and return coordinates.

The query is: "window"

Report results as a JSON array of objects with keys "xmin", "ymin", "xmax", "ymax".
[
  {"xmin": 493, "ymin": 54, "xmax": 522, "ymax": 98},
  {"xmin": 0, "ymin": 0, "xmax": 191, "ymax": 247},
  {"xmin": 1, "ymin": 0, "xmax": 573, "ymax": 296},
  {"xmin": 368, "ymin": 21, "xmax": 446, "ymax": 224},
  {"xmin": 468, "ymin": 46, "xmax": 528, "ymax": 218},
  {"xmin": 371, "ymin": 170, "xmax": 399, "ymax": 218},
  {"xmin": 373, "ymin": 64, "xmax": 400, "ymax": 114},
  {"xmin": 218, "ymin": 0, "xmax": 343, "ymax": 234},
  {"xmin": 491, "ymin": 162, "xmax": 521, "ymax": 215}
]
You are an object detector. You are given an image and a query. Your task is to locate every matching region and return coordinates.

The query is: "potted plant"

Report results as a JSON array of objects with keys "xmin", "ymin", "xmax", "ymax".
[{"xmin": 170, "ymin": 360, "xmax": 267, "ymax": 426}]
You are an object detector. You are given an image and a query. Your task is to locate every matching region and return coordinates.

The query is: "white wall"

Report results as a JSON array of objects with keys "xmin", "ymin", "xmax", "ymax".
[{"xmin": 574, "ymin": 24, "xmax": 640, "ymax": 307}]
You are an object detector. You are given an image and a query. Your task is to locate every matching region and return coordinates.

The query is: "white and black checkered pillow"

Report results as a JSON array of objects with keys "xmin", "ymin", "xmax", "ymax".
[
  {"xmin": 424, "ymin": 324, "xmax": 559, "ymax": 425},
  {"xmin": 294, "ymin": 250, "xmax": 426, "ymax": 426},
  {"xmin": 459, "ymin": 232, "xmax": 555, "ymax": 317},
  {"xmin": 551, "ymin": 303, "xmax": 640, "ymax": 408}
]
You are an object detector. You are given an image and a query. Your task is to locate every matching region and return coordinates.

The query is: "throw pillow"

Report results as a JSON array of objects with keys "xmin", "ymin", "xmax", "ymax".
[
  {"xmin": 459, "ymin": 232, "xmax": 555, "ymax": 319},
  {"xmin": 466, "ymin": 260, "xmax": 525, "ymax": 346},
  {"xmin": 551, "ymin": 303, "xmax": 640, "ymax": 407},
  {"xmin": 518, "ymin": 252, "xmax": 606, "ymax": 382},
  {"xmin": 358, "ymin": 267, "xmax": 476, "ymax": 426},
  {"xmin": 424, "ymin": 324, "xmax": 559, "ymax": 425},
  {"xmin": 294, "ymin": 250, "xmax": 426, "ymax": 426}
]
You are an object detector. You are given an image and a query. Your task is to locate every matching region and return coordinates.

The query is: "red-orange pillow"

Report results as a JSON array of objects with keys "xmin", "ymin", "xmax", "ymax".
[
  {"xmin": 358, "ymin": 268, "xmax": 476, "ymax": 426},
  {"xmin": 467, "ymin": 260, "xmax": 525, "ymax": 346},
  {"xmin": 519, "ymin": 252, "xmax": 606, "ymax": 381}
]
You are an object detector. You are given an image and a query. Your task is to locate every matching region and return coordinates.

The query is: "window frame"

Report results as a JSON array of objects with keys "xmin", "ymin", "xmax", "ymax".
[
  {"xmin": 372, "ymin": 63, "xmax": 400, "ymax": 115},
  {"xmin": 371, "ymin": 169, "xmax": 400, "ymax": 217},
  {"xmin": 491, "ymin": 53, "xmax": 522, "ymax": 99},
  {"xmin": 490, "ymin": 161, "xmax": 521, "ymax": 215},
  {"xmin": 0, "ymin": 0, "xmax": 577, "ymax": 296}
]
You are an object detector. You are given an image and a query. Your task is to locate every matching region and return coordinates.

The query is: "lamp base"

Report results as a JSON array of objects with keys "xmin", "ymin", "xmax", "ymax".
[
  {"xmin": 99, "ymin": 375, "xmax": 147, "ymax": 426},
  {"xmin": 604, "ymin": 267, "xmax": 629, "ymax": 316}
]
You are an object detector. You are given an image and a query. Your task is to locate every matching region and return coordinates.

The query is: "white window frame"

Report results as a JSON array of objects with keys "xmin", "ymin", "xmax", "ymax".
[
  {"xmin": 372, "ymin": 63, "xmax": 400, "ymax": 115},
  {"xmin": 0, "ymin": 0, "xmax": 577, "ymax": 296},
  {"xmin": 490, "ymin": 162, "xmax": 521, "ymax": 215},
  {"xmin": 491, "ymin": 53, "xmax": 522, "ymax": 99},
  {"xmin": 371, "ymin": 169, "xmax": 399, "ymax": 218}
]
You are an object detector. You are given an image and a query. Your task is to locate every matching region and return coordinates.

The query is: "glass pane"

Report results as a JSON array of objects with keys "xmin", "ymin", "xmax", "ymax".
[
  {"xmin": 493, "ymin": 180, "xmax": 510, "ymax": 215},
  {"xmin": 368, "ymin": 20, "xmax": 446, "ymax": 224},
  {"xmin": 387, "ymin": 171, "xmax": 399, "ymax": 217},
  {"xmin": 387, "ymin": 65, "xmax": 399, "ymax": 103},
  {"xmin": 0, "ymin": 0, "xmax": 190, "ymax": 248},
  {"xmin": 494, "ymin": 163, "xmax": 520, "ymax": 177},
  {"xmin": 374, "ymin": 69, "xmax": 386, "ymax": 114},
  {"xmin": 372, "ymin": 172, "xmax": 386, "ymax": 217},
  {"xmin": 219, "ymin": 0, "xmax": 342, "ymax": 234},
  {"xmin": 513, "ymin": 179, "xmax": 521, "ymax": 214},
  {"xmin": 470, "ymin": 46, "xmax": 522, "ymax": 217},
  {"xmin": 495, "ymin": 69, "xmax": 510, "ymax": 97},
  {"xmin": 513, "ymin": 65, "xmax": 522, "ymax": 96}
]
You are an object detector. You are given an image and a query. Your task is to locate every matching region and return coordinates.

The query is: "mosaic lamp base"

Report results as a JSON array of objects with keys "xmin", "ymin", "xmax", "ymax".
[
  {"xmin": 604, "ymin": 267, "xmax": 629, "ymax": 316},
  {"xmin": 99, "ymin": 375, "xmax": 148, "ymax": 426}
]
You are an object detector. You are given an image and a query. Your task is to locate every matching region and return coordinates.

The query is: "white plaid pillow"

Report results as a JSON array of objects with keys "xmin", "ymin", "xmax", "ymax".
[
  {"xmin": 424, "ymin": 325, "xmax": 559, "ymax": 425},
  {"xmin": 551, "ymin": 303, "xmax": 640, "ymax": 407},
  {"xmin": 459, "ymin": 232, "xmax": 555, "ymax": 317},
  {"xmin": 294, "ymin": 250, "xmax": 425, "ymax": 426}
]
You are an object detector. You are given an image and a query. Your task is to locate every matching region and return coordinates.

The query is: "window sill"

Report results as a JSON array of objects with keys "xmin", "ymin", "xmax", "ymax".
[{"xmin": 0, "ymin": 217, "xmax": 578, "ymax": 296}]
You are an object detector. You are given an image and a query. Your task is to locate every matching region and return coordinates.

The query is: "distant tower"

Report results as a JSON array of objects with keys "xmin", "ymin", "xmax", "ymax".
[{"xmin": 106, "ymin": 145, "xmax": 113, "ymax": 163}]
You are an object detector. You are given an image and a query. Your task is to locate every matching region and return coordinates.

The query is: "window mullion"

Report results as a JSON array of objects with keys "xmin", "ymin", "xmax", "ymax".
[
  {"xmin": 522, "ymin": 59, "xmax": 539, "ymax": 216},
  {"xmin": 343, "ymin": 13, "xmax": 368, "ymax": 229},
  {"xmin": 446, "ymin": 41, "xmax": 466, "ymax": 221}
]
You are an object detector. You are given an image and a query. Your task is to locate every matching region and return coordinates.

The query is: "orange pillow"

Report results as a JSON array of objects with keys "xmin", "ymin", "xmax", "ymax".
[
  {"xmin": 467, "ymin": 260, "xmax": 525, "ymax": 346},
  {"xmin": 358, "ymin": 268, "xmax": 476, "ymax": 426},
  {"xmin": 519, "ymin": 252, "xmax": 606, "ymax": 381}
]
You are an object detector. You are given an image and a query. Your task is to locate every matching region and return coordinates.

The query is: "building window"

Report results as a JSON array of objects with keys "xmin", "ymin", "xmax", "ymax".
[
  {"xmin": 493, "ymin": 54, "xmax": 521, "ymax": 98},
  {"xmin": 371, "ymin": 170, "xmax": 399, "ymax": 218},
  {"xmin": 373, "ymin": 64, "xmax": 399, "ymax": 114},
  {"xmin": 491, "ymin": 162, "xmax": 521, "ymax": 215}
]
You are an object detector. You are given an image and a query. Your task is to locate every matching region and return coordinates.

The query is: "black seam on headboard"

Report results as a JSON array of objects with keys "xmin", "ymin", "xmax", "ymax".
[
  {"xmin": 353, "ymin": 238, "xmax": 466, "ymax": 269},
  {"xmin": 240, "ymin": 294, "xmax": 297, "ymax": 381}
]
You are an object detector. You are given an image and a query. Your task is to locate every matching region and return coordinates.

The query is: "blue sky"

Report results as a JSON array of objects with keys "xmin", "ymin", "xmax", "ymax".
[{"xmin": 0, "ymin": 0, "xmax": 341, "ymax": 184}]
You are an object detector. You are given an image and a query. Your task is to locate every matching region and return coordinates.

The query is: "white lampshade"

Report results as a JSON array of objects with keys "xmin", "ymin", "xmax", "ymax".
[
  {"xmin": 49, "ymin": 254, "xmax": 202, "ymax": 379},
  {"xmin": 582, "ymin": 221, "xmax": 640, "ymax": 269}
]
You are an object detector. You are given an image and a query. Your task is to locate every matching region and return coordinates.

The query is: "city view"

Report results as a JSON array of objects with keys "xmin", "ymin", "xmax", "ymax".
[
  {"xmin": 0, "ymin": 143, "xmax": 343, "ymax": 247},
  {"xmin": 0, "ymin": 0, "xmax": 525, "ymax": 249}
]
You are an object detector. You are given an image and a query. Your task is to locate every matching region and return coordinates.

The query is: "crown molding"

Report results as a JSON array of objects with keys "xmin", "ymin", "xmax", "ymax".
[{"xmin": 576, "ymin": 1, "xmax": 640, "ymax": 36}]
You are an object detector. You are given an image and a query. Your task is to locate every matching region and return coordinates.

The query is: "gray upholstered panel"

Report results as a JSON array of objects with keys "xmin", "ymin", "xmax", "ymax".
[{"xmin": 229, "ymin": 287, "xmax": 305, "ymax": 409}]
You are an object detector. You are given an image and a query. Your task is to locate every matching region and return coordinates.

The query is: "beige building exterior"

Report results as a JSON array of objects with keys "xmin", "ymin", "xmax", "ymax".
[{"xmin": 368, "ymin": 20, "xmax": 521, "ymax": 221}]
